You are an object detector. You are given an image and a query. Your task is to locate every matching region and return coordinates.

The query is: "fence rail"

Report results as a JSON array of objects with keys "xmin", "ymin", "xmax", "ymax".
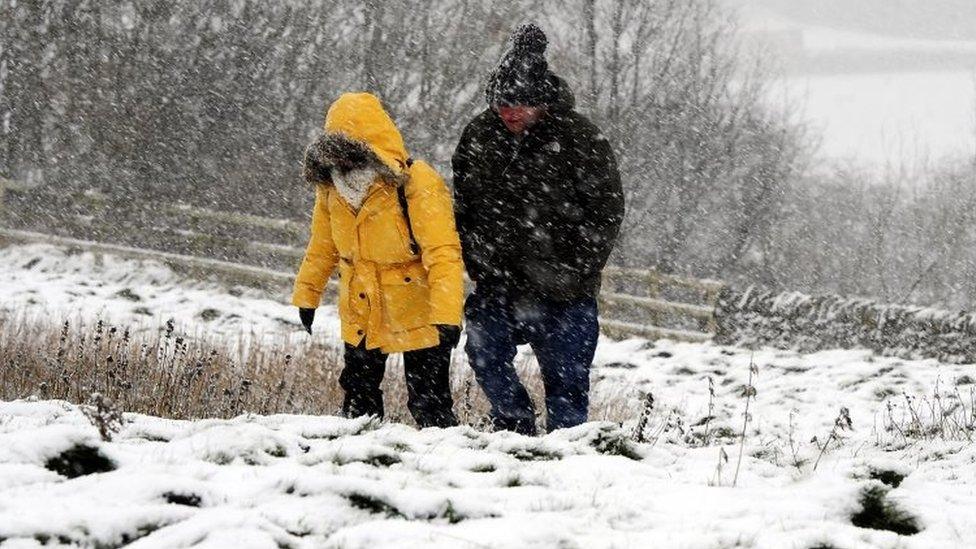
[{"xmin": 0, "ymin": 183, "xmax": 724, "ymax": 342}]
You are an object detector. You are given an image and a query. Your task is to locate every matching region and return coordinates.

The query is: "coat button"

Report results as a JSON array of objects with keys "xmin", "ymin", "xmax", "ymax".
[
  {"xmin": 359, "ymin": 293, "xmax": 366, "ymax": 299},
  {"xmin": 357, "ymin": 329, "xmax": 364, "ymax": 335},
  {"xmin": 404, "ymin": 277, "xmax": 412, "ymax": 283}
]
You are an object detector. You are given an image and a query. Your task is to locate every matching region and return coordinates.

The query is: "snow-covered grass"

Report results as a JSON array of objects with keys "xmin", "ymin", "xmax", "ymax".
[
  {"xmin": 2, "ymin": 242, "xmax": 976, "ymax": 547},
  {"xmin": 1, "ymin": 399, "xmax": 974, "ymax": 548}
]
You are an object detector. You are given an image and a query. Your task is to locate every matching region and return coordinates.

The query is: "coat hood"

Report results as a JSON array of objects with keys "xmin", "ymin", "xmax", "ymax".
[{"xmin": 303, "ymin": 93, "xmax": 409, "ymax": 187}]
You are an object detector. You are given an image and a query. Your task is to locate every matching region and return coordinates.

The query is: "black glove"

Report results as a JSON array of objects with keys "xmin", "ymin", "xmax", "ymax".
[
  {"xmin": 436, "ymin": 324, "xmax": 461, "ymax": 348},
  {"xmin": 299, "ymin": 307, "xmax": 315, "ymax": 334}
]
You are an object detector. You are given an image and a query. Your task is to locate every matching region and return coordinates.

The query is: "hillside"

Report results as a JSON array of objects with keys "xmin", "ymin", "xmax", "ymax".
[{"xmin": 1, "ymin": 243, "xmax": 975, "ymax": 547}]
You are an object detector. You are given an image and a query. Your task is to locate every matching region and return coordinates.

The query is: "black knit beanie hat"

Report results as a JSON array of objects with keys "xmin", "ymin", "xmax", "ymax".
[{"xmin": 486, "ymin": 22, "xmax": 558, "ymax": 107}]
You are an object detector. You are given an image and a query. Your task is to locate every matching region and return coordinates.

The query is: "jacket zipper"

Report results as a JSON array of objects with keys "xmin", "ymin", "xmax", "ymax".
[{"xmin": 500, "ymin": 136, "xmax": 524, "ymax": 179}]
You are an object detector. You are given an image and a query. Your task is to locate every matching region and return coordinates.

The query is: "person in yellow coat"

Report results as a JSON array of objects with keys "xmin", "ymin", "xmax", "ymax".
[{"xmin": 293, "ymin": 92, "xmax": 464, "ymax": 428}]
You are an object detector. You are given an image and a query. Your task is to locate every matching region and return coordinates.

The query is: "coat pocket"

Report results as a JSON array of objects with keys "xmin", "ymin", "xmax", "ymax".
[{"xmin": 379, "ymin": 262, "xmax": 430, "ymax": 332}]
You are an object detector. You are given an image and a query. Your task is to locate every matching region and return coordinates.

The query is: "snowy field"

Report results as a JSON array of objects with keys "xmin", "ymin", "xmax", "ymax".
[
  {"xmin": 735, "ymin": 1, "xmax": 976, "ymax": 165},
  {"xmin": 777, "ymin": 70, "xmax": 976, "ymax": 165},
  {"xmin": 2, "ymin": 243, "xmax": 976, "ymax": 548},
  {"xmin": 0, "ymin": 243, "xmax": 339, "ymax": 346}
]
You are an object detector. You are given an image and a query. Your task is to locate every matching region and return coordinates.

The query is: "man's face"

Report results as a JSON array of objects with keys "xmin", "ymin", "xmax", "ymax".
[{"xmin": 497, "ymin": 105, "xmax": 546, "ymax": 135}]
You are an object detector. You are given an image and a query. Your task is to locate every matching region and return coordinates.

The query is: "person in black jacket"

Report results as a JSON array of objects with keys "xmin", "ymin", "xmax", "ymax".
[{"xmin": 452, "ymin": 23, "xmax": 624, "ymax": 435}]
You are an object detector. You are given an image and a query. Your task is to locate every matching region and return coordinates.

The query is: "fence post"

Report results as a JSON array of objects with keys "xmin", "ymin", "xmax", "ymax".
[
  {"xmin": 702, "ymin": 286, "xmax": 722, "ymax": 333},
  {"xmin": 647, "ymin": 270, "xmax": 662, "ymax": 327}
]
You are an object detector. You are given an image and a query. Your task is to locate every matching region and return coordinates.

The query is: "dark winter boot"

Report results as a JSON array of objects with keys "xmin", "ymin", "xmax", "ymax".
[
  {"xmin": 403, "ymin": 340, "xmax": 460, "ymax": 428},
  {"xmin": 340, "ymin": 343, "xmax": 387, "ymax": 420}
]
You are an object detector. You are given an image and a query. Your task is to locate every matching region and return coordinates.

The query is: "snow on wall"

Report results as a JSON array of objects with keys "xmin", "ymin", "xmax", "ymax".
[{"xmin": 715, "ymin": 286, "xmax": 976, "ymax": 363}]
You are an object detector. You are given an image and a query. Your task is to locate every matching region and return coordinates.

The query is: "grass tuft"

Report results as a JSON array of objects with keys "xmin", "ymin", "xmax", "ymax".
[
  {"xmin": 851, "ymin": 485, "xmax": 921, "ymax": 536},
  {"xmin": 346, "ymin": 493, "xmax": 404, "ymax": 518},
  {"xmin": 588, "ymin": 426, "xmax": 643, "ymax": 460},
  {"xmin": 162, "ymin": 491, "xmax": 202, "ymax": 507},
  {"xmin": 44, "ymin": 443, "xmax": 115, "ymax": 478},
  {"xmin": 868, "ymin": 468, "xmax": 906, "ymax": 488}
]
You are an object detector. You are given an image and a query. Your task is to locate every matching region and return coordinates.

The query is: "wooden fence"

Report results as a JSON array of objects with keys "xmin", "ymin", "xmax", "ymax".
[
  {"xmin": 0, "ymin": 182, "xmax": 725, "ymax": 343},
  {"xmin": 600, "ymin": 267, "xmax": 724, "ymax": 343}
]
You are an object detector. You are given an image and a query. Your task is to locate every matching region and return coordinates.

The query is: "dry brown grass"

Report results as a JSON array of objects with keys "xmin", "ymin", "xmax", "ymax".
[
  {"xmin": 0, "ymin": 311, "xmax": 625, "ymax": 429},
  {"xmin": 0, "ymin": 311, "xmax": 342, "ymax": 420}
]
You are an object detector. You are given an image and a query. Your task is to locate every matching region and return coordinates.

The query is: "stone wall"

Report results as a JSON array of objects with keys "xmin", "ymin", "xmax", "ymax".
[{"xmin": 715, "ymin": 287, "xmax": 976, "ymax": 364}]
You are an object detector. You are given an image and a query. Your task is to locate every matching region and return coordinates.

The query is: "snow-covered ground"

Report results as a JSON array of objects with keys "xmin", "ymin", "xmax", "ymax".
[
  {"xmin": 1, "ymin": 399, "xmax": 973, "ymax": 549},
  {"xmin": 2, "ymin": 242, "xmax": 976, "ymax": 547},
  {"xmin": 0, "ymin": 243, "xmax": 340, "ymax": 346}
]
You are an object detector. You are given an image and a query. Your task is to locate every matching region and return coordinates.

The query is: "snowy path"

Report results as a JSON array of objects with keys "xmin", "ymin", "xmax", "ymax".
[{"xmin": 2, "ymin": 243, "xmax": 975, "ymax": 547}]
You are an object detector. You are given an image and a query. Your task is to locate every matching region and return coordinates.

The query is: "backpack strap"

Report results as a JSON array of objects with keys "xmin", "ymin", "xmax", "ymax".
[{"xmin": 397, "ymin": 158, "xmax": 419, "ymax": 256}]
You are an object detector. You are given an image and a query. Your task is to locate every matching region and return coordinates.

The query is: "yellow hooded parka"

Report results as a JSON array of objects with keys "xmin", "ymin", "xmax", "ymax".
[{"xmin": 292, "ymin": 93, "xmax": 463, "ymax": 353}]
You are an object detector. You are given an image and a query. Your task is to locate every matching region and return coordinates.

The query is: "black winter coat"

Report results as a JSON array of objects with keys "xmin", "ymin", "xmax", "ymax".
[{"xmin": 452, "ymin": 79, "xmax": 624, "ymax": 301}]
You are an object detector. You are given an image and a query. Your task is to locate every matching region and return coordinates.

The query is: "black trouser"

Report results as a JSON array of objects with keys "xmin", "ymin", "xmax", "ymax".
[{"xmin": 339, "ymin": 339, "xmax": 459, "ymax": 428}]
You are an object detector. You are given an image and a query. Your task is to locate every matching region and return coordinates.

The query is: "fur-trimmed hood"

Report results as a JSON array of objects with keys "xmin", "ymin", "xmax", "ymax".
[{"xmin": 303, "ymin": 93, "xmax": 409, "ymax": 187}]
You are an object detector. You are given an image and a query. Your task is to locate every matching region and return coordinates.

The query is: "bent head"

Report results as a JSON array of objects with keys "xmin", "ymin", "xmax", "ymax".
[
  {"xmin": 497, "ymin": 105, "xmax": 546, "ymax": 135},
  {"xmin": 324, "ymin": 92, "xmax": 408, "ymax": 175}
]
